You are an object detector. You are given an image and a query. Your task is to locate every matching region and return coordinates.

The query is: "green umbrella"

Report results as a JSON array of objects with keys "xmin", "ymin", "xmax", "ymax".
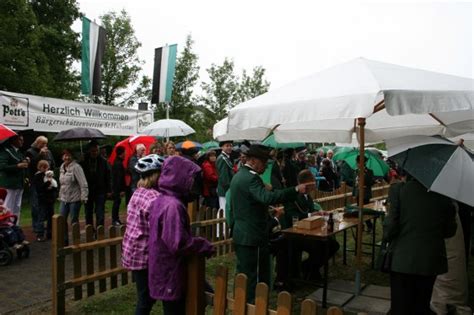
[
  {"xmin": 262, "ymin": 134, "xmax": 305, "ymax": 149},
  {"xmin": 333, "ymin": 148, "xmax": 389, "ymax": 177},
  {"xmin": 202, "ymin": 141, "xmax": 219, "ymax": 151}
]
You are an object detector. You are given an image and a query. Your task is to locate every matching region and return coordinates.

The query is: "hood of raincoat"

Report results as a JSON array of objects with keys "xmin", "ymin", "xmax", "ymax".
[{"xmin": 158, "ymin": 155, "xmax": 201, "ymax": 199}]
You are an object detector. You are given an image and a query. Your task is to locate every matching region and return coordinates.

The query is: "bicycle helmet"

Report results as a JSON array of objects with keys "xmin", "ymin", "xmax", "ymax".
[{"xmin": 134, "ymin": 154, "xmax": 165, "ymax": 174}]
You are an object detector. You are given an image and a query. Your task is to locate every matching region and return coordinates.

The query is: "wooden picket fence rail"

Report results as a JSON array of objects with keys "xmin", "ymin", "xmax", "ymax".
[
  {"xmin": 190, "ymin": 204, "xmax": 233, "ymax": 256},
  {"xmin": 51, "ymin": 215, "xmax": 130, "ymax": 315}
]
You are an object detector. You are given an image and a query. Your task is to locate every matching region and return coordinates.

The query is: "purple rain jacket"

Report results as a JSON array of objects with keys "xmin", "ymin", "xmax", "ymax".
[{"xmin": 148, "ymin": 156, "xmax": 214, "ymax": 301}]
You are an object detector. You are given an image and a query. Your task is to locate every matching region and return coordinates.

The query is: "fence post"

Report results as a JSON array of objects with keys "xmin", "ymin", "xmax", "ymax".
[
  {"xmin": 300, "ymin": 299, "xmax": 317, "ymax": 315},
  {"xmin": 109, "ymin": 226, "xmax": 118, "ymax": 289},
  {"xmin": 85, "ymin": 225, "xmax": 95, "ymax": 296},
  {"xmin": 276, "ymin": 291, "xmax": 292, "ymax": 315},
  {"xmin": 185, "ymin": 254, "xmax": 206, "ymax": 315},
  {"xmin": 213, "ymin": 265, "xmax": 228, "ymax": 315},
  {"xmin": 187, "ymin": 200, "xmax": 198, "ymax": 223},
  {"xmin": 51, "ymin": 214, "xmax": 65, "ymax": 315},
  {"xmin": 120, "ymin": 225, "xmax": 129, "ymax": 285},
  {"xmin": 255, "ymin": 283, "xmax": 269, "ymax": 315},
  {"xmin": 72, "ymin": 223, "xmax": 82, "ymax": 300},
  {"xmin": 233, "ymin": 274, "xmax": 248, "ymax": 315}
]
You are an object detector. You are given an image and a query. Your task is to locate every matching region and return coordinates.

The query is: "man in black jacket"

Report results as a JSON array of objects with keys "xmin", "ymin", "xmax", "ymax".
[
  {"xmin": 81, "ymin": 142, "xmax": 112, "ymax": 228},
  {"xmin": 111, "ymin": 146, "xmax": 126, "ymax": 226}
]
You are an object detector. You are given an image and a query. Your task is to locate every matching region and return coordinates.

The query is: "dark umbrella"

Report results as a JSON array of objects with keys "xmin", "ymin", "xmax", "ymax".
[
  {"xmin": 53, "ymin": 128, "xmax": 106, "ymax": 141},
  {"xmin": 53, "ymin": 127, "xmax": 106, "ymax": 154}
]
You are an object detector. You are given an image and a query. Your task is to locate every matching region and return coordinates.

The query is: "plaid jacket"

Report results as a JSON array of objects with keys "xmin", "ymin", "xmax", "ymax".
[{"xmin": 122, "ymin": 187, "xmax": 160, "ymax": 270}]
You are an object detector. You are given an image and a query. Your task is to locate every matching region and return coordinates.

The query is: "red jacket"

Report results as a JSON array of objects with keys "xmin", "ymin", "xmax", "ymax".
[{"xmin": 202, "ymin": 160, "xmax": 218, "ymax": 197}]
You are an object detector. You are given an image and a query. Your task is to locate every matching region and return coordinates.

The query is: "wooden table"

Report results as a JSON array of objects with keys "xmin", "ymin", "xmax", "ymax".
[{"xmin": 282, "ymin": 214, "xmax": 377, "ymax": 308}]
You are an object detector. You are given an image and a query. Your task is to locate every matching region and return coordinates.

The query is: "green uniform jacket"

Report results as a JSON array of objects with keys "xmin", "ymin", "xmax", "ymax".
[
  {"xmin": 0, "ymin": 145, "xmax": 26, "ymax": 189},
  {"xmin": 230, "ymin": 165, "xmax": 298, "ymax": 246},
  {"xmin": 383, "ymin": 180, "xmax": 457, "ymax": 276},
  {"xmin": 216, "ymin": 153, "xmax": 233, "ymax": 197},
  {"xmin": 281, "ymin": 194, "xmax": 316, "ymax": 229}
]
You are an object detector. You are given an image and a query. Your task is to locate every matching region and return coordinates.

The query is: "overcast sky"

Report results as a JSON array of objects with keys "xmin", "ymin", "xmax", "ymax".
[{"xmin": 75, "ymin": 0, "xmax": 473, "ymax": 91}]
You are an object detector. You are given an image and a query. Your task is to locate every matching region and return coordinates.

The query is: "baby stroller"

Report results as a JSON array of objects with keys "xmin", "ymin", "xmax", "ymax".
[{"xmin": 0, "ymin": 212, "xmax": 30, "ymax": 266}]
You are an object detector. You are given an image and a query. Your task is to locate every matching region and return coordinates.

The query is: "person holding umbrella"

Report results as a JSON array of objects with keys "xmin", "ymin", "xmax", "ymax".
[
  {"xmin": 383, "ymin": 174, "xmax": 456, "ymax": 315},
  {"xmin": 81, "ymin": 141, "xmax": 111, "ymax": 229}
]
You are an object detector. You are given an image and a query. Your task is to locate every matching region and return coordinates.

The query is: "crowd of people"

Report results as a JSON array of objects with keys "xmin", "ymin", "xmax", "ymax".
[{"xmin": 0, "ymin": 133, "xmax": 472, "ymax": 315}]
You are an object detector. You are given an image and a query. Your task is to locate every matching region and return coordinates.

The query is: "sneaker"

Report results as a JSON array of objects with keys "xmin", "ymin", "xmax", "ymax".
[
  {"xmin": 22, "ymin": 240, "xmax": 30, "ymax": 246},
  {"xmin": 112, "ymin": 220, "xmax": 122, "ymax": 226},
  {"xmin": 36, "ymin": 236, "xmax": 46, "ymax": 242}
]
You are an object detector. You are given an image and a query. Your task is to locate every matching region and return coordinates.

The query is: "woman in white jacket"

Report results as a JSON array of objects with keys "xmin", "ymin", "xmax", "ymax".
[{"xmin": 59, "ymin": 149, "xmax": 88, "ymax": 244}]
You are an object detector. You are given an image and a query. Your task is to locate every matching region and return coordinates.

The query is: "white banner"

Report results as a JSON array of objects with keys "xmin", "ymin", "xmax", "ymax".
[{"xmin": 0, "ymin": 91, "xmax": 153, "ymax": 136}]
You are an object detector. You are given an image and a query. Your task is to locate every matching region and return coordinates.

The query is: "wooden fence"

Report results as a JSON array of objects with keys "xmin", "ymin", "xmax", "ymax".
[
  {"xmin": 51, "ymin": 184, "xmax": 389, "ymax": 314},
  {"xmin": 312, "ymin": 182, "xmax": 389, "ymax": 210},
  {"xmin": 190, "ymin": 202, "xmax": 233, "ymax": 256},
  {"xmin": 51, "ymin": 215, "xmax": 129, "ymax": 315},
  {"xmin": 189, "ymin": 258, "xmax": 367, "ymax": 315}
]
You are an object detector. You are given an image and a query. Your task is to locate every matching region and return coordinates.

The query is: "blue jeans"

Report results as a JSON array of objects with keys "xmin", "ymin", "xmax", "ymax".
[
  {"xmin": 132, "ymin": 269, "xmax": 156, "ymax": 315},
  {"xmin": 85, "ymin": 194, "xmax": 105, "ymax": 228},
  {"xmin": 60, "ymin": 201, "xmax": 81, "ymax": 243}
]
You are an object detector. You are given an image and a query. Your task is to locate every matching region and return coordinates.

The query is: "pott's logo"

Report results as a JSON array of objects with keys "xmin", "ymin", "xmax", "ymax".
[
  {"xmin": 3, "ymin": 98, "xmax": 26, "ymax": 117},
  {"xmin": 0, "ymin": 95, "xmax": 29, "ymax": 126}
]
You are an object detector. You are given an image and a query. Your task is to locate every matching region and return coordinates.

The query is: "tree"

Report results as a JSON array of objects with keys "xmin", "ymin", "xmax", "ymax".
[
  {"xmin": 237, "ymin": 66, "xmax": 270, "ymax": 103},
  {"xmin": 200, "ymin": 58, "xmax": 240, "ymax": 121},
  {"xmin": 0, "ymin": 0, "xmax": 81, "ymax": 98},
  {"xmin": 30, "ymin": 0, "xmax": 81, "ymax": 99},
  {"xmin": 100, "ymin": 10, "xmax": 143, "ymax": 105}
]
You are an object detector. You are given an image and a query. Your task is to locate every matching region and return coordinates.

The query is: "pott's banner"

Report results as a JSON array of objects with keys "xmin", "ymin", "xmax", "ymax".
[{"xmin": 0, "ymin": 91, "xmax": 153, "ymax": 136}]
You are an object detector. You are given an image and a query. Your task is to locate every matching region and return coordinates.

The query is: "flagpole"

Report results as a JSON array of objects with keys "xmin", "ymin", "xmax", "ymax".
[{"xmin": 166, "ymin": 102, "xmax": 170, "ymax": 142}]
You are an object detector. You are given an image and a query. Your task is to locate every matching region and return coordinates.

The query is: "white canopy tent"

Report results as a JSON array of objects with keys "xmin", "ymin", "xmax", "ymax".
[
  {"xmin": 213, "ymin": 117, "xmax": 270, "ymax": 141},
  {"xmin": 225, "ymin": 58, "xmax": 473, "ymax": 144},
  {"xmin": 223, "ymin": 58, "xmax": 474, "ymax": 294}
]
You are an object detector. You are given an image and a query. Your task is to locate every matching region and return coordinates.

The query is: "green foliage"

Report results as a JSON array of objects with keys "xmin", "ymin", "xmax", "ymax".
[
  {"xmin": 0, "ymin": 0, "xmax": 80, "ymax": 98},
  {"xmin": 199, "ymin": 59, "xmax": 271, "ymax": 133},
  {"xmin": 99, "ymin": 10, "xmax": 143, "ymax": 105},
  {"xmin": 237, "ymin": 66, "xmax": 270, "ymax": 103},
  {"xmin": 200, "ymin": 58, "xmax": 240, "ymax": 121},
  {"xmin": 0, "ymin": 0, "xmax": 79, "ymax": 98},
  {"xmin": 30, "ymin": 0, "xmax": 81, "ymax": 99}
]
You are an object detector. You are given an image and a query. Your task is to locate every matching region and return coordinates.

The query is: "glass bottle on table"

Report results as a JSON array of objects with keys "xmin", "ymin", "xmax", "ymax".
[{"xmin": 327, "ymin": 212, "xmax": 335, "ymax": 232}]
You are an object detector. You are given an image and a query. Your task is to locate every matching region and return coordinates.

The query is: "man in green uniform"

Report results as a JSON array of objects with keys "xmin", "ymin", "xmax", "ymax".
[
  {"xmin": 229, "ymin": 144, "xmax": 308, "ymax": 303},
  {"xmin": 216, "ymin": 140, "xmax": 234, "ymax": 211}
]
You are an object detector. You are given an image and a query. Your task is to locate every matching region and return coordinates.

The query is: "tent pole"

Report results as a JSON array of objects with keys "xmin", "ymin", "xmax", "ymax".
[{"xmin": 355, "ymin": 117, "xmax": 366, "ymax": 295}]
